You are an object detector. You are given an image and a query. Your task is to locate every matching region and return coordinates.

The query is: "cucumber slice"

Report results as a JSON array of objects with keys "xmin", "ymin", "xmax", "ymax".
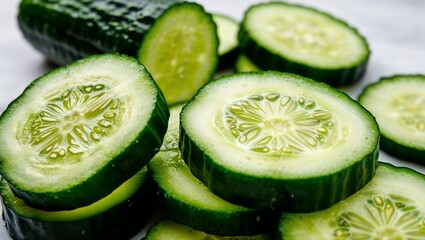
[
  {"xmin": 238, "ymin": 2, "xmax": 370, "ymax": 86},
  {"xmin": 149, "ymin": 104, "xmax": 278, "ymax": 236},
  {"xmin": 138, "ymin": 3, "xmax": 218, "ymax": 105},
  {"xmin": 180, "ymin": 71, "xmax": 379, "ymax": 212},
  {"xmin": 1, "ymin": 167, "xmax": 153, "ymax": 240},
  {"xmin": 358, "ymin": 75, "xmax": 425, "ymax": 163},
  {"xmin": 0, "ymin": 54, "xmax": 169, "ymax": 210},
  {"xmin": 235, "ymin": 54, "xmax": 261, "ymax": 73},
  {"xmin": 145, "ymin": 218, "xmax": 275, "ymax": 240},
  {"xmin": 279, "ymin": 162, "xmax": 425, "ymax": 239},
  {"xmin": 213, "ymin": 13, "xmax": 240, "ymax": 70}
]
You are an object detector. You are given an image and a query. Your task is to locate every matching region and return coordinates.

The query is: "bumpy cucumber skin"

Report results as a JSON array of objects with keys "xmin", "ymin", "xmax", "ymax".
[
  {"xmin": 238, "ymin": 2, "xmax": 370, "ymax": 86},
  {"xmin": 149, "ymin": 151, "xmax": 279, "ymax": 236},
  {"xmin": 18, "ymin": 0, "xmax": 181, "ymax": 65},
  {"xmin": 1, "ymin": 172, "xmax": 155, "ymax": 240},
  {"xmin": 0, "ymin": 54, "xmax": 170, "ymax": 210},
  {"xmin": 179, "ymin": 71, "xmax": 380, "ymax": 213}
]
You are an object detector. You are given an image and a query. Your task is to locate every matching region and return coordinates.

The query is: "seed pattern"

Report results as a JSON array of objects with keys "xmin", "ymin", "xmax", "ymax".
[
  {"xmin": 23, "ymin": 83, "xmax": 122, "ymax": 161},
  {"xmin": 332, "ymin": 195, "xmax": 425, "ymax": 239},
  {"xmin": 224, "ymin": 93, "xmax": 335, "ymax": 154},
  {"xmin": 390, "ymin": 93, "xmax": 425, "ymax": 132}
]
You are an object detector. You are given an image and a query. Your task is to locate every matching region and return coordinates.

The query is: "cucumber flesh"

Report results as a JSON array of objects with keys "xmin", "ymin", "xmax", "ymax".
[
  {"xmin": 279, "ymin": 162, "xmax": 425, "ymax": 239},
  {"xmin": 1, "ymin": 167, "xmax": 154, "ymax": 240},
  {"xmin": 358, "ymin": 75, "xmax": 425, "ymax": 163},
  {"xmin": 145, "ymin": 219, "xmax": 275, "ymax": 240},
  {"xmin": 235, "ymin": 54, "xmax": 261, "ymax": 72},
  {"xmin": 180, "ymin": 71, "xmax": 379, "ymax": 212},
  {"xmin": 149, "ymin": 104, "xmax": 278, "ymax": 236},
  {"xmin": 238, "ymin": 2, "xmax": 370, "ymax": 86},
  {"xmin": 0, "ymin": 54, "xmax": 169, "ymax": 210},
  {"xmin": 138, "ymin": 3, "xmax": 218, "ymax": 105},
  {"xmin": 213, "ymin": 13, "xmax": 240, "ymax": 70}
]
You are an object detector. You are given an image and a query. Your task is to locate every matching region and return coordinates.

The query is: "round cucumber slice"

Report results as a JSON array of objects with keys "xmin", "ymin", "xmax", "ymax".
[
  {"xmin": 1, "ymin": 167, "xmax": 153, "ymax": 240},
  {"xmin": 238, "ymin": 2, "xmax": 370, "ymax": 86},
  {"xmin": 149, "ymin": 104, "xmax": 278, "ymax": 236},
  {"xmin": 138, "ymin": 2, "xmax": 218, "ymax": 105},
  {"xmin": 279, "ymin": 162, "xmax": 425, "ymax": 239},
  {"xmin": 145, "ymin": 218, "xmax": 275, "ymax": 240},
  {"xmin": 358, "ymin": 75, "xmax": 425, "ymax": 163},
  {"xmin": 180, "ymin": 71, "xmax": 379, "ymax": 212},
  {"xmin": 0, "ymin": 53, "xmax": 169, "ymax": 210}
]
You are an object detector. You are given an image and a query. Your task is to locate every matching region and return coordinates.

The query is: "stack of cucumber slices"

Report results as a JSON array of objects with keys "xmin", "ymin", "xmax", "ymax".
[{"xmin": 3, "ymin": 0, "xmax": 425, "ymax": 239}]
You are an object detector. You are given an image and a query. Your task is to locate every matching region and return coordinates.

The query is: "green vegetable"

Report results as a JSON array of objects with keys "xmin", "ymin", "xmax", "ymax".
[
  {"xmin": 359, "ymin": 75, "xmax": 425, "ymax": 163},
  {"xmin": 149, "ymin": 104, "xmax": 278, "ymax": 236},
  {"xmin": 180, "ymin": 71, "xmax": 379, "ymax": 212},
  {"xmin": 213, "ymin": 13, "xmax": 240, "ymax": 70},
  {"xmin": 0, "ymin": 54, "xmax": 168, "ymax": 210},
  {"xmin": 1, "ymin": 167, "xmax": 154, "ymax": 240},
  {"xmin": 238, "ymin": 2, "xmax": 370, "ymax": 86},
  {"xmin": 279, "ymin": 162, "xmax": 425, "ymax": 239}
]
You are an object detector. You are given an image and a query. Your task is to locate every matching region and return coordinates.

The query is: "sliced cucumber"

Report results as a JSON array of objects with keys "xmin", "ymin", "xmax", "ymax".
[
  {"xmin": 213, "ymin": 13, "xmax": 240, "ymax": 70},
  {"xmin": 144, "ymin": 218, "xmax": 275, "ymax": 240},
  {"xmin": 138, "ymin": 3, "xmax": 218, "ymax": 105},
  {"xmin": 18, "ymin": 0, "xmax": 182, "ymax": 65},
  {"xmin": 180, "ymin": 71, "xmax": 379, "ymax": 212},
  {"xmin": 358, "ymin": 75, "xmax": 425, "ymax": 163},
  {"xmin": 1, "ymin": 167, "xmax": 153, "ymax": 240},
  {"xmin": 238, "ymin": 2, "xmax": 370, "ymax": 86},
  {"xmin": 0, "ymin": 54, "xmax": 169, "ymax": 210},
  {"xmin": 235, "ymin": 54, "xmax": 261, "ymax": 73},
  {"xmin": 149, "ymin": 104, "xmax": 278, "ymax": 236},
  {"xmin": 279, "ymin": 162, "xmax": 425, "ymax": 239}
]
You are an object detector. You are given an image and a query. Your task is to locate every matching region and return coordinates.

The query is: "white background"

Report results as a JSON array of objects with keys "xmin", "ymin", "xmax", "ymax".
[{"xmin": 0, "ymin": 0, "xmax": 425, "ymax": 239}]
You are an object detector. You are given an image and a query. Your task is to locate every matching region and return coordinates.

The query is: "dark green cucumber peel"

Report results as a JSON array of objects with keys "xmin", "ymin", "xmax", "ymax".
[
  {"xmin": 238, "ymin": 2, "xmax": 370, "ymax": 86},
  {"xmin": 149, "ymin": 104, "xmax": 278, "ymax": 236},
  {"xmin": 1, "ymin": 167, "xmax": 154, "ymax": 240},
  {"xmin": 0, "ymin": 54, "xmax": 169, "ymax": 210},
  {"xmin": 213, "ymin": 13, "xmax": 240, "ymax": 71},
  {"xmin": 144, "ymin": 218, "xmax": 276, "ymax": 240},
  {"xmin": 180, "ymin": 71, "xmax": 380, "ymax": 213},
  {"xmin": 358, "ymin": 75, "xmax": 425, "ymax": 164},
  {"xmin": 278, "ymin": 162, "xmax": 425, "ymax": 239},
  {"xmin": 18, "ymin": 0, "xmax": 182, "ymax": 65}
]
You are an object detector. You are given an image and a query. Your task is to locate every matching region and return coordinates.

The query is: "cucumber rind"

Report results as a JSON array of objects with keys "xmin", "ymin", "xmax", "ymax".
[
  {"xmin": 0, "ymin": 53, "xmax": 169, "ymax": 210},
  {"xmin": 213, "ymin": 13, "xmax": 240, "ymax": 70},
  {"xmin": 138, "ymin": 2, "xmax": 218, "ymax": 105},
  {"xmin": 278, "ymin": 162, "xmax": 425, "ymax": 239},
  {"xmin": 180, "ymin": 71, "xmax": 379, "ymax": 212},
  {"xmin": 1, "ymin": 167, "xmax": 154, "ymax": 240},
  {"xmin": 238, "ymin": 2, "xmax": 370, "ymax": 86}
]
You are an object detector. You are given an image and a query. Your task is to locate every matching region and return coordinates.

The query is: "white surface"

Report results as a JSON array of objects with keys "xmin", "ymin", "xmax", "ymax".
[{"xmin": 0, "ymin": 0, "xmax": 424, "ymax": 239}]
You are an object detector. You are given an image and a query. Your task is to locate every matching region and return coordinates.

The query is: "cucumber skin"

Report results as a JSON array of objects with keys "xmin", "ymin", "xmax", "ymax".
[
  {"xmin": 18, "ymin": 0, "xmax": 181, "ymax": 65},
  {"xmin": 149, "ymin": 152, "xmax": 279, "ymax": 236},
  {"xmin": 238, "ymin": 2, "xmax": 370, "ymax": 86},
  {"xmin": 0, "ymin": 54, "xmax": 170, "ymax": 210},
  {"xmin": 180, "ymin": 126, "xmax": 378, "ymax": 213},
  {"xmin": 1, "ymin": 175, "xmax": 155, "ymax": 240}
]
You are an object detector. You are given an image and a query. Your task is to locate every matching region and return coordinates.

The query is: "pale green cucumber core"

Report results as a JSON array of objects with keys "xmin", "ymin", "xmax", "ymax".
[
  {"xmin": 224, "ymin": 93, "xmax": 335, "ymax": 154},
  {"xmin": 332, "ymin": 195, "xmax": 425, "ymax": 239},
  {"xmin": 21, "ymin": 83, "xmax": 123, "ymax": 162},
  {"xmin": 389, "ymin": 93, "xmax": 425, "ymax": 133}
]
